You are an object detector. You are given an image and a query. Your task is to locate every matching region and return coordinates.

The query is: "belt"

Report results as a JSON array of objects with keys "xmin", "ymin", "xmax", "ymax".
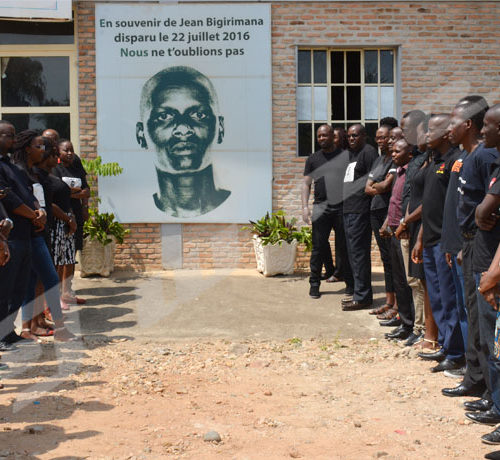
[{"xmin": 461, "ymin": 231, "xmax": 476, "ymax": 240}]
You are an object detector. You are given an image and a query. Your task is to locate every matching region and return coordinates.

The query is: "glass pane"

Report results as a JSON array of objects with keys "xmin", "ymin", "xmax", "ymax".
[
  {"xmin": 364, "ymin": 50, "xmax": 378, "ymax": 84},
  {"xmin": 3, "ymin": 113, "xmax": 70, "ymax": 139},
  {"xmin": 0, "ymin": 19, "xmax": 74, "ymax": 45},
  {"xmin": 346, "ymin": 51, "xmax": 361, "ymax": 84},
  {"xmin": 381, "ymin": 86, "xmax": 395, "ymax": 118},
  {"xmin": 313, "ymin": 51, "xmax": 326, "ymax": 84},
  {"xmin": 346, "ymin": 86, "xmax": 361, "ymax": 120},
  {"xmin": 364, "ymin": 86, "xmax": 378, "ymax": 120},
  {"xmin": 1, "ymin": 57, "xmax": 70, "ymax": 107},
  {"xmin": 331, "ymin": 51, "xmax": 344, "ymax": 84},
  {"xmin": 298, "ymin": 50, "xmax": 311, "ymax": 84},
  {"xmin": 331, "ymin": 86, "xmax": 344, "ymax": 120},
  {"xmin": 313, "ymin": 87, "xmax": 327, "ymax": 120},
  {"xmin": 297, "ymin": 87, "xmax": 312, "ymax": 121},
  {"xmin": 380, "ymin": 50, "xmax": 394, "ymax": 84},
  {"xmin": 298, "ymin": 123, "xmax": 312, "ymax": 157},
  {"xmin": 365, "ymin": 123, "xmax": 378, "ymax": 148}
]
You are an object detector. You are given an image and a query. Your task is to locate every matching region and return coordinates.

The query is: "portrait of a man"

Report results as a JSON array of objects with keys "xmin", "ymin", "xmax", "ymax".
[{"xmin": 136, "ymin": 66, "xmax": 231, "ymax": 218}]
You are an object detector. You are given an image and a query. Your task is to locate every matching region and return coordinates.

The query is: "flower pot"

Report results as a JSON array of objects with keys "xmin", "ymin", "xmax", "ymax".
[
  {"xmin": 252, "ymin": 235, "xmax": 297, "ymax": 277},
  {"xmin": 80, "ymin": 236, "xmax": 116, "ymax": 277}
]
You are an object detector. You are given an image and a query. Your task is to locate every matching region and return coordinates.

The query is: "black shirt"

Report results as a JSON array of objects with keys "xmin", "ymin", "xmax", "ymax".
[
  {"xmin": 422, "ymin": 147, "xmax": 461, "ymax": 248},
  {"xmin": 473, "ymin": 157, "xmax": 500, "ymax": 273},
  {"xmin": 343, "ymin": 143, "xmax": 379, "ymax": 214},
  {"xmin": 0, "ymin": 155, "xmax": 37, "ymax": 240},
  {"xmin": 304, "ymin": 148, "xmax": 349, "ymax": 210},
  {"xmin": 402, "ymin": 147, "xmax": 427, "ymax": 217},
  {"xmin": 441, "ymin": 152, "xmax": 466, "ymax": 255},
  {"xmin": 368, "ymin": 155, "xmax": 396, "ymax": 211},
  {"xmin": 458, "ymin": 143, "xmax": 499, "ymax": 234}
]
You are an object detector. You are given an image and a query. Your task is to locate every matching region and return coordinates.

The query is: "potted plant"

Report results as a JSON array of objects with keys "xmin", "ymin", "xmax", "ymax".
[
  {"xmin": 79, "ymin": 157, "xmax": 130, "ymax": 277},
  {"xmin": 244, "ymin": 210, "xmax": 311, "ymax": 276}
]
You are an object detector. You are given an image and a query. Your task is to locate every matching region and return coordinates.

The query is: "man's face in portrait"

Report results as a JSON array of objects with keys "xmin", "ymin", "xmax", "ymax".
[{"xmin": 146, "ymin": 84, "xmax": 216, "ymax": 172}]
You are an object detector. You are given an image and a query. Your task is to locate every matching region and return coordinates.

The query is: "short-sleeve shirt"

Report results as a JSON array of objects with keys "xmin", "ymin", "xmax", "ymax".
[
  {"xmin": 343, "ymin": 143, "xmax": 379, "ymax": 214},
  {"xmin": 304, "ymin": 148, "xmax": 349, "ymax": 210},
  {"xmin": 441, "ymin": 152, "xmax": 466, "ymax": 255},
  {"xmin": 422, "ymin": 147, "xmax": 461, "ymax": 247},
  {"xmin": 473, "ymin": 156, "xmax": 500, "ymax": 273},
  {"xmin": 458, "ymin": 143, "xmax": 499, "ymax": 234},
  {"xmin": 368, "ymin": 155, "xmax": 396, "ymax": 211}
]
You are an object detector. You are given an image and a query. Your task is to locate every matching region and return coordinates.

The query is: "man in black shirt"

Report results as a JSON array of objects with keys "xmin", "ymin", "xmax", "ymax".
[
  {"xmin": 342, "ymin": 124, "xmax": 378, "ymax": 310},
  {"xmin": 412, "ymin": 114, "xmax": 464, "ymax": 372},
  {"xmin": 464, "ymin": 104, "xmax": 500, "ymax": 429},
  {"xmin": 303, "ymin": 125, "xmax": 353, "ymax": 299},
  {"xmin": 442, "ymin": 96, "xmax": 498, "ymax": 401}
]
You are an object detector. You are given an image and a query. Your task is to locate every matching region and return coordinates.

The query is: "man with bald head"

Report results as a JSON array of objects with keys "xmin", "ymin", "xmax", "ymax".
[
  {"xmin": 136, "ymin": 65, "xmax": 230, "ymax": 218},
  {"xmin": 303, "ymin": 124, "xmax": 353, "ymax": 299},
  {"xmin": 412, "ymin": 113, "xmax": 464, "ymax": 372},
  {"xmin": 341, "ymin": 123, "xmax": 378, "ymax": 310}
]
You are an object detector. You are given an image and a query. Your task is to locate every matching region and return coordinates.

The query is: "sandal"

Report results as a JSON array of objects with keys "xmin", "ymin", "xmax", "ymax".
[
  {"xmin": 32, "ymin": 327, "xmax": 54, "ymax": 337},
  {"xmin": 369, "ymin": 303, "xmax": 393, "ymax": 315},
  {"xmin": 415, "ymin": 338, "xmax": 439, "ymax": 351},
  {"xmin": 377, "ymin": 308, "xmax": 398, "ymax": 320},
  {"xmin": 20, "ymin": 328, "xmax": 42, "ymax": 343}
]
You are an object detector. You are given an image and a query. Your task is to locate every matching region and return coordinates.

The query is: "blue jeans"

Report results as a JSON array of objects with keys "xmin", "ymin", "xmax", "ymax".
[
  {"xmin": 475, "ymin": 272, "xmax": 500, "ymax": 414},
  {"xmin": 0, "ymin": 238, "xmax": 32, "ymax": 339},
  {"xmin": 22, "ymin": 236, "xmax": 63, "ymax": 323},
  {"xmin": 423, "ymin": 243, "xmax": 464, "ymax": 360}
]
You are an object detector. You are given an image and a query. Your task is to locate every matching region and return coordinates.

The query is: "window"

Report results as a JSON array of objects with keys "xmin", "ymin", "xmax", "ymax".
[
  {"xmin": 0, "ymin": 19, "xmax": 78, "ymax": 146},
  {"xmin": 297, "ymin": 48, "xmax": 397, "ymax": 156}
]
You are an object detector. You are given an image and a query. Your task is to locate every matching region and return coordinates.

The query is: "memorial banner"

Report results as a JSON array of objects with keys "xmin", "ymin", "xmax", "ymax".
[{"xmin": 95, "ymin": 3, "xmax": 272, "ymax": 223}]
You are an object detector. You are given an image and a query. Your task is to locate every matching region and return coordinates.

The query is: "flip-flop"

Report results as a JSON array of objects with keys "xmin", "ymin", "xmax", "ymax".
[
  {"xmin": 369, "ymin": 303, "xmax": 393, "ymax": 315},
  {"xmin": 32, "ymin": 328, "xmax": 54, "ymax": 337}
]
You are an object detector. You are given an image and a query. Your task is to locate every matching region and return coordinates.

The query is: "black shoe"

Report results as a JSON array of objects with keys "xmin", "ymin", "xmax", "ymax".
[
  {"xmin": 464, "ymin": 398, "xmax": 493, "ymax": 412},
  {"xmin": 342, "ymin": 300, "xmax": 371, "ymax": 311},
  {"xmin": 386, "ymin": 328, "xmax": 412, "ymax": 341},
  {"xmin": 482, "ymin": 427, "xmax": 500, "ymax": 445},
  {"xmin": 465, "ymin": 409, "xmax": 500, "ymax": 425},
  {"xmin": 418, "ymin": 349, "xmax": 446, "ymax": 362},
  {"xmin": 309, "ymin": 285, "xmax": 321, "ymax": 299},
  {"xmin": 404, "ymin": 332, "xmax": 422, "ymax": 347},
  {"xmin": 431, "ymin": 358, "xmax": 465, "ymax": 373},
  {"xmin": 2, "ymin": 331, "xmax": 24, "ymax": 344},
  {"xmin": 0, "ymin": 341, "xmax": 18, "ymax": 352},
  {"xmin": 385, "ymin": 325, "xmax": 404, "ymax": 338},
  {"xmin": 379, "ymin": 317, "xmax": 401, "ymax": 327},
  {"xmin": 442, "ymin": 382, "xmax": 486, "ymax": 398}
]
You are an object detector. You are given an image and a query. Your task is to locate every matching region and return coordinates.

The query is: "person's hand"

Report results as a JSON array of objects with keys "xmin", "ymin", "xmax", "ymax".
[
  {"xmin": 379, "ymin": 225, "xmax": 392, "ymax": 239},
  {"xmin": 68, "ymin": 217, "xmax": 77, "ymax": 235},
  {"xmin": 480, "ymin": 270, "xmax": 500, "ymax": 295},
  {"xmin": 0, "ymin": 239, "xmax": 10, "ymax": 266},
  {"xmin": 395, "ymin": 223, "xmax": 409, "ymax": 240},
  {"xmin": 479, "ymin": 274, "xmax": 500, "ymax": 310},
  {"xmin": 0, "ymin": 219, "xmax": 12, "ymax": 239},
  {"xmin": 477, "ymin": 213, "xmax": 499, "ymax": 231},
  {"xmin": 32, "ymin": 209, "xmax": 46, "ymax": 231},
  {"xmin": 456, "ymin": 250, "xmax": 463, "ymax": 266},
  {"xmin": 411, "ymin": 239, "xmax": 423, "ymax": 264},
  {"xmin": 445, "ymin": 252, "xmax": 452, "ymax": 268},
  {"xmin": 302, "ymin": 206, "xmax": 311, "ymax": 225}
]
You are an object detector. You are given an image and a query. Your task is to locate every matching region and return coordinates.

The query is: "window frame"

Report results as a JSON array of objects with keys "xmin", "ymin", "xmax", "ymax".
[{"xmin": 296, "ymin": 46, "xmax": 399, "ymax": 156}]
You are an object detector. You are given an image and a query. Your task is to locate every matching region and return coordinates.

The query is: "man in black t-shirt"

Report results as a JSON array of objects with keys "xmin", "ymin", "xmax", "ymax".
[
  {"xmin": 303, "ymin": 125, "xmax": 353, "ymax": 299},
  {"xmin": 412, "ymin": 114, "xmax": 465, "ymax": 372},
  {"xmin": 464, "ymin": 104, "xmax": 500, "ymax": 430},
  {"xmin": 342, "ymin": 124, "xmax": 378, "ymax": 310}
]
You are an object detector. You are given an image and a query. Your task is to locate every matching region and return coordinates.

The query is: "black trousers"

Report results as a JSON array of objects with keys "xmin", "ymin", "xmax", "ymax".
[
  {"xmin": 309, "ymin": 205, "xmax": 353, "ymax": 291},
  {"xmin": 371, "ymin": 208, "xmax": 394, "ymax": 293},
  {"xmin": 462, "ymin": 239, "xmax": 489, "ymax": 396},
  {"xmin": 390, "ymin": 234, "xmax": 414, "ymax": 330},
  {"xmin": 344, "ymin": 212, "xmax": 372, "ymax": 303}
]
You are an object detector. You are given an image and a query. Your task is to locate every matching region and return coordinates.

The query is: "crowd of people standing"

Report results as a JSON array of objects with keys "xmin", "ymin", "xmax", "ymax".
[
  {"xmin": 303, "ymin": 96, "xmax": 500, "ymax": 445},
  {"xmin": 0, "ymin": 122, "xmax": 89, "ymax": 379}
]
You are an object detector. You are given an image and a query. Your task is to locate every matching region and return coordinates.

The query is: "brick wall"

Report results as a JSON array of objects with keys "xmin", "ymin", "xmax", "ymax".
[{"xmin": 77, "ymin": 1, "xmax": 500, "ymax": 271}]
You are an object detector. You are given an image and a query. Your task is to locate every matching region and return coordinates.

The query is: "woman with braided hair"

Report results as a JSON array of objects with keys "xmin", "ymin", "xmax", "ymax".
[{"xmin": 12, "ymin": 130, "xmax": 77, "ymax": 342}]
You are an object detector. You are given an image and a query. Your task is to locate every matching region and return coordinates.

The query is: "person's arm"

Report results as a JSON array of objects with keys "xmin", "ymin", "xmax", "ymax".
[
  {"xmin": 0, "ymin": 236, "xmax": 9, "ymax": 266},
  {"xmin": 479, "ymin": 242, "xmax": 500, "ymax": 309},
  {"xmin": 379, "ymin": 215, "xmax": 392, "ymax": 239},
  {"xmin": 302, "ymin": 176, "xmax": 313, "ymax": 224},
  {"xmin": 364, "ymin": 178, "xmax": 377, "ymax": 196},
  {"xmin": 372, "ymin": 172, "xmax": 395, "ymax": 194},
  {"xmin": 52, "ymin": 204, "xmax": 77, "ymax": 234},
  {"xmin": 476, "ymin": 193, "xmax": 500, "ymax": 231},
  {"xmin": 411, "ymin": 224, "xmax": 424, "ymax": 264}
]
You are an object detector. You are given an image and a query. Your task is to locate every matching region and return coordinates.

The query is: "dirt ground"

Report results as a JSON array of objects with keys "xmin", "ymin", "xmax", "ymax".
[{"xmin": 0, "ymin": 270, "xmax": 497, "ymax": 459}]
